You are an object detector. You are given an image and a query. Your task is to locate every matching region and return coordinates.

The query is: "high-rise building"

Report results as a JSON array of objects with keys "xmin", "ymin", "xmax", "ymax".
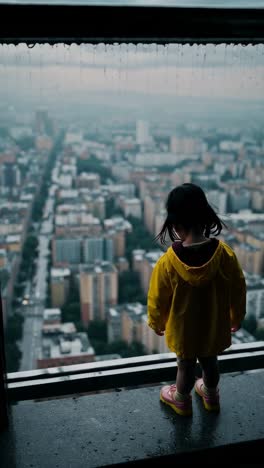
[
  {"xmin": 52, "ymin": 237, "xmax": 82, "ymax": 266},
  {"xmin": 80, "ymin": 263, "xmax": 118, "ymax": 326},
  {"xmin": 0, "ymin": 163, "xmax": 21, "ymax": 196},
  {"xmin": 154, "ymin": 209, "xmax": 167, "ymax": 239},
  {"xmin": 107, "ymin": 303, "xmax": 146, "ymax": 348},
  {"xmin": 116, "ymin": 257, "xmax": 129, "ymax": 273},
  {"xmin": 170, "ymin": 136, "xmax": 206, "ymax": 155},
  {"xmin": 120, "ymin": 197, "xmax": 142, "ymax": 219},
  {"xmin": 251, "ymin": 190, "xmax": 264, "ymax": 212},
  {"xmin": 50, "ymin": 268, "xmax": 70, "ymax": 308},
  {"xmin": 107, "ymin": 230, "xmax": 125, "ymax": 258},
  {"xmin": 136, "ymin": 120, "xmax": 150, "ymax": 145},
  {"xmin": 144, "ymin": 196, "xmax": 164, "ymax": 234},
  {"xmin": 133, "ymin": 250, "xmax": 163, "ymax": 295},
  {"xmin": 228, "ymin": 189, "xmax": 251, "ymax": 212},
  {"xmin": 83, "ymin": 237, "xmax": 114, "ymax": 264},
  {"xmin": 234, "ymin": 243, "xmax": 262, "ymax": 275},
  {"xmin": 121, "ymin": 303, "xmax": 146, "ymax": 345},
  {"xmin": 104, "ymin": 217, "xmax": 131, "ymax": 258},
  {"xmin": 35, "ymin": 109, "xmax": 54, "ymax": 136},
  {"xmin": 83, "ymin": 238, "xmax": 103, "ymax": 264},
  {"xmin": 170, "ymin": 169, "xmax": 191, "ymax": 187},
  {"xmin": 132, "ymin": 249, "xmax": 145, "ymax": 273},
  {"xmin": 107, "ymin": 306, "xmax": 122, "ymax": 343},
  {"xmin": 132, "ymin": 152, "xmax": 178, "ymax": 167},
  {"xmin": 104, "ymin": 238, "xmax": 114, "ymax": 263},
  {"xmin": 245, "ymin": 233, "xmax": 264, "ymax": 274},
  {"xmin": 76, "ymin": 173, "xmax": 100, "ymax": 189},
  {"xmin": 141, "ymin": 314, "xmax": 169, "ymax": 354},
  {"xmin": 247, "ymin": 289, "xmax": 264, "ymax": 321},
  {"xmin": 207, "ymin": 190, "xmax": 228, "ymax": 214}
]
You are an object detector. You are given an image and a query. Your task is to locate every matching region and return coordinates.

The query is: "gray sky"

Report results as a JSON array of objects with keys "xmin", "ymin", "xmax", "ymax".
[{"xmin": 0, "ymin": 43, "xmax": 263, "ymax": 101}]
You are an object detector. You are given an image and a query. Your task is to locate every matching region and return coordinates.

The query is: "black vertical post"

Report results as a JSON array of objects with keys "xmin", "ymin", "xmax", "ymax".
[{"xmin": 0, "ymin": 291, "xmax": 8, "ymax": 431}]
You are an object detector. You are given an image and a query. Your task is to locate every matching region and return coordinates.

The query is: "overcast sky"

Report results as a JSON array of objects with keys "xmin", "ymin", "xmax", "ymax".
[{"xmin": 0, "ymin": 43, "xmax": 263, "ymax": 102}]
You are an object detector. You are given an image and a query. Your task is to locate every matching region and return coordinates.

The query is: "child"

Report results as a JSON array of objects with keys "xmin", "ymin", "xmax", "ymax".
[{"xmin": 147, "ymin": 183, "xmax": 246, "ymax": 416}]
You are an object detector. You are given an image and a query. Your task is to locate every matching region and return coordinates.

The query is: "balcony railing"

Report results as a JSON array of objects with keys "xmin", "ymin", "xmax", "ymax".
[{"xmin": 7, "ymin": 341, "xmax": 264, "ymax": 401}]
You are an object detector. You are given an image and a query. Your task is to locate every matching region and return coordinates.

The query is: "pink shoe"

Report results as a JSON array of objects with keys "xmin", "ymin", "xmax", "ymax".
[
  {"xmin": 195, "ymin": 378, "xmax": 220, "ymax": 412},
  {"xmin": 160, "ymin": 384, "xmax": 192, "ymax": 416}
]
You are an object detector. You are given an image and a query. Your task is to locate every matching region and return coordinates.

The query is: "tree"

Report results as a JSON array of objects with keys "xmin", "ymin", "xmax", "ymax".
[
  {"xmin": 16, "ymin": 136, "xmax": 35, "ymax": 151},
  {"xmin": 61, "ymin": 302, "xmax": 80, "ymax": 323},
  {"xmin": 242, "ymin": 315, "xmax": 257, "ymax": 335},
  {"xmin": 89, "ymin": 339, "xmax": 108, "ymax": 355},
  {"xmin": 105, "ymin": 198, "xmax": 123, "ymax": 218},
  {"xmin": 45, "ymin": 295, "xmax": 52, "ymax": 308},
  {"xmin": 126, "ymin": 216, "xmax": 157, "ymax": 262},
  {"xmin": 0, "ymin": 270, "xmax": 9, "ymax": 288},
  {"xmin": 24, "ymin": 234, "xmax": 38, "ymax": 252},
  {"xmin": 17, "ymin": 270, "xmax": 27, "ymax": 283},
  {"xmin": 32, "ymin": 198, "xmax": 45, "ymax": 221},
  {"xmin": 88, "ymin": 320, "xmax": 107, "ymax": 342},
  {"xmin": 122, "ymin": 341, "xmax": 146, "ymax": 357},
  {"xmin": 5, "ymin": 313, "xmax": 24, "ymax": 342},
  {"xmin": 22, "ymin": 235, "xmax": 38, "ymax": 263},
  {"xmin": 14, "ymin": 284, "xmax": 25, "ymax": 297},
  {"xmin": 5, "ymin": 342, "xmax": 22, "ymax": 373},
  {"xmin": 77, "ymin": 156, "xmax": 112, "ymax": 183},
  {"xmin": 101, "ymin": 340, "xmax": 146, "ymax": 358},
  {"xmin": 118, "ymin": 271, "xmax": 146, "ymax": 304},
  {"xmin": 67, "ymin": 283, "xmax": 80, "ymax": 303},
  {"xmin": 255, "ymin": 328, "xmax": 264, "ymax": 341}
]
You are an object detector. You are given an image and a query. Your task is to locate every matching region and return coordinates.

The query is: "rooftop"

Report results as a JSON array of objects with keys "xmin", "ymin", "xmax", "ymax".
[
  {"xmin": 41, "ymin": 333, "xmax": 94, "ymax": 359},
  {"xmin": 51, "ymin": 267, "xmax": 71, "ymax": 278},
  {"xmin": 80, "ymin": 261, "xmax": 117, "ymax": 274},
  {"xmin": 43, "ymin": 308, "xmax": 61, "ymax": 321}
]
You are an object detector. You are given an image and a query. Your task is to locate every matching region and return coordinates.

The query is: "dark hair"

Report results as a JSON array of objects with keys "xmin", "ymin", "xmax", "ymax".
[{"xmin": 156, "ymin": 183, "xmax": 227, "ymax": 245}]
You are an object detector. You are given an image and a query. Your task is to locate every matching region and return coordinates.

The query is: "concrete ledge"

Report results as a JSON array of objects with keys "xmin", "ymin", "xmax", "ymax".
[{"xmin": 1, "ymin": 371, "xmax": 264, "ymax": 467}]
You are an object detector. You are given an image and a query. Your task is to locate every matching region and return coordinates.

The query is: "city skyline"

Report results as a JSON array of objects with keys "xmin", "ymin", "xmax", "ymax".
[{"xmin": 1, "ymin": 109, "xmax": 264, "ymax": 372}]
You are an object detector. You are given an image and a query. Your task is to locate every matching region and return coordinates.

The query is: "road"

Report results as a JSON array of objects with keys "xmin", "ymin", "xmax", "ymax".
[
  {"xmin": 19, "ymin": 304, "xmax": 43, "ymax": 371},
  {"xmin": 19, "ymin": 205, "xmax": 54, "ymax": 371}
]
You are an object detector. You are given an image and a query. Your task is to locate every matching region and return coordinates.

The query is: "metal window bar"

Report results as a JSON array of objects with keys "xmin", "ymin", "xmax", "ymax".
[
  {"xmin": 7, "ymin": 348, "xmax": 264, "ymax": 401},
  {"xmin": 7, "ymin": 341, "xmax": 264, "ymax": 384},
  {"xmin": 0, "ymin": 2, "xmax": 264, "ymax": 44}
]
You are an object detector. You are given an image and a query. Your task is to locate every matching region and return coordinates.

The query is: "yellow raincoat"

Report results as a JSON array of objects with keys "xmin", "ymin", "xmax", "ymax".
[{"xmin": 147, "ymin": 240, "xmax": 246, "ymax": 358}]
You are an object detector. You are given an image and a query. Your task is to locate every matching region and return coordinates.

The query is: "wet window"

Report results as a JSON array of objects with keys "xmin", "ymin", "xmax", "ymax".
[{"xmin": 0, "ymin": 43, "xmax": 263, "ymax": 372}]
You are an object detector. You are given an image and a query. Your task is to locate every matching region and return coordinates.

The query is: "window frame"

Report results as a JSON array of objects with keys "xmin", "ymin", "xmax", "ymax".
[
  {"xmin": 0, "ymin": 2, "xmax": 264, "ymax": 44},
  {"xmin": 1, "ymin": 1, "xmax": 264, "ymax": 427}
]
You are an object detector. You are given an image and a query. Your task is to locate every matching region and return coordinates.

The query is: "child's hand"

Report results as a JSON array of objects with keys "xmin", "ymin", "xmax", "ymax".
[
  {"xmin": 231, "ymin": 325, "xmax": 240, "ymax": 333},
  {"xmin": 155, "ymin": 329, "xmax": 165, "ymax": 336}
]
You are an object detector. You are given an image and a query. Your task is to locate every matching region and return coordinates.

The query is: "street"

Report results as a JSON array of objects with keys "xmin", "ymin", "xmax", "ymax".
[
  {"xmin": 19, "ymin": 305, "xmax": 43, "ymax": 371},
  {"xmin": 19, "ymin": 204, "xmax": 54, "ymax": 371}
]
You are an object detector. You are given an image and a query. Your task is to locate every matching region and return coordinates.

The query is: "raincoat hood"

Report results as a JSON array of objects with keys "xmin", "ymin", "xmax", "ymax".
[{"xmin": 167, "ymin": 241, "xmax": 223, "ymax": 286}]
